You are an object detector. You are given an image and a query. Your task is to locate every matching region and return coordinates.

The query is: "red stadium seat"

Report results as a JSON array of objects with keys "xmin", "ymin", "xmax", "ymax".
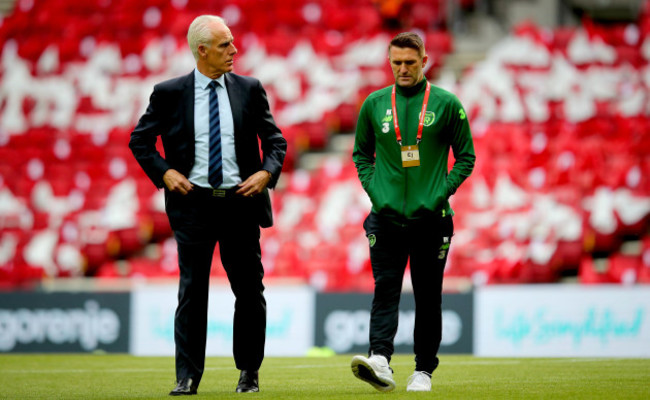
[{"xmin": 579, "ymin": 256, "xmax": 617, "ymax": 284}]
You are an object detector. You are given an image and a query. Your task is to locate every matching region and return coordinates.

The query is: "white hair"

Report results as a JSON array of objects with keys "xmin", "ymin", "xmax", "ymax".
[{"xmin": 187, "ymin": 15, "xmax": 226, "ymax": 61}]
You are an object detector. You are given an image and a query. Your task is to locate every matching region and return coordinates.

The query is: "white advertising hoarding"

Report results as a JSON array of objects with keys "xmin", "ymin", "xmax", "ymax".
[
  {"xmin": 475, "ymin": 285, "xmax": 650, "ymax": 357},
  {"xmin": 130, "ymin": 283, "xmax": 315, "ymax": 356}
]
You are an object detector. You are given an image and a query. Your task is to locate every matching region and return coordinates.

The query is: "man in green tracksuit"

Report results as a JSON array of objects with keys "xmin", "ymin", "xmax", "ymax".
[{"xmin": 350, "ymin": 32, "xmax": 475, "ymax": 392}]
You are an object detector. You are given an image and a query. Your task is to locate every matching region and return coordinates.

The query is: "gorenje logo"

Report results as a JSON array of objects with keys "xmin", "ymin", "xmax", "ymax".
[
  {"xmin": 323, "ymin": 309, "xmax": 463, "ymax": 353},
  {"xmin": 0, "ymin": 300, "xmax": 120, "ymax": 351},
  {"xmin": 315, "ymin": 293, "xmax": 474, "ymax": 354}
]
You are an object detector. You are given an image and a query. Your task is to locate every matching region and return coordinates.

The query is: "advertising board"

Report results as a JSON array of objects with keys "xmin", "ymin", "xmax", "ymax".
[
  {"xmin": 130, "ymin": 284, "xmax": 315, "ymax": 356},
  {"xmin": 314, "ymin": 293, "xmax": 473, "ymax": 354},
  {"xmin": 475, "ymin": 285, "xmax": 650, "ymax": 357},
  {"xmin": 0, "ymin": 292, "xmax": 130, "ymax": 353}
]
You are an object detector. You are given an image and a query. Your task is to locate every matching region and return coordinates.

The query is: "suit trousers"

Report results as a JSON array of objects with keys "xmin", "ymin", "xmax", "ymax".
[
  {"xmin": 363, "ymin": 211, "xmax": 453, "ymax": 374},
  {"xmin": 166, "ymin": 189, "xmax": 266, "ymax": 385}
]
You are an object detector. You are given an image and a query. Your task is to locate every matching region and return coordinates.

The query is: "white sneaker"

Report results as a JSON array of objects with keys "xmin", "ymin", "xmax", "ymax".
[
  {"xmin": 351, "ymin": 354, "xmax": 396, "ymax": 392},
  {"xmin": 406, "ymin": 371, "xmax": 432, "ymax": 392}
]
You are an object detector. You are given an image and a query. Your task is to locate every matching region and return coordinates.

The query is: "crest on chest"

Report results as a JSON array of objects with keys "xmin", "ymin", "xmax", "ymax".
[{"xmin": 380, "ymin": 109, "xmax": 392, "ymax": 133}]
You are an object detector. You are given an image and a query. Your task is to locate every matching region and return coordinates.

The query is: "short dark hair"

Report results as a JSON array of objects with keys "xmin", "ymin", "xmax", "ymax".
[{"xmin": 389, "ymin": 32, "xmax": 425, "ymax": 58}]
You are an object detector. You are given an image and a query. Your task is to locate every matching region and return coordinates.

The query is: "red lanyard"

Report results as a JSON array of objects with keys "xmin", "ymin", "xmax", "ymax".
[{"xmin": 391, "ymin": 81, "xmax": 431, "ymax": 145}]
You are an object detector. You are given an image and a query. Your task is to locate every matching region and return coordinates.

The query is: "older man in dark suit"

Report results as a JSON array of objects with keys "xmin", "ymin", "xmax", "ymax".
[{"xmin": 129, "ymin": 15, "xmax": 286, "ymax": 396}]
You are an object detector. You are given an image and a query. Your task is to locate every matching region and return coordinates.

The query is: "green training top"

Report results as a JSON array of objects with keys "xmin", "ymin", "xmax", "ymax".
[{"xmin": 353, "ymin": 78, "xmax": 476, "ymax": 221}]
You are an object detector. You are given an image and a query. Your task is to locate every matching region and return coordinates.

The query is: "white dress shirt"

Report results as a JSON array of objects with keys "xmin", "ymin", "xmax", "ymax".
[{"xmin": 189, "ymin": 69, "xmax": 241, "ymax": 189}]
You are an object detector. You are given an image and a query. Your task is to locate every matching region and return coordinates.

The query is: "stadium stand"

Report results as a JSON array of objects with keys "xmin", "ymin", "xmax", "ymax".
[{"xmin": 0, "ymin": 0, "xmax": 649, "ymax": 290}]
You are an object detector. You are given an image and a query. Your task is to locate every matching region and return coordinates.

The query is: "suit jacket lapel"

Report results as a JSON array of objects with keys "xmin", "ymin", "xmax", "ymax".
[
  {"xmin": 182, "ymin": 72, "xmax": 195, "ymax": 136},
  {"xmin": 225, "ymin": 73, "xmax": 243, "ymax": 137}
]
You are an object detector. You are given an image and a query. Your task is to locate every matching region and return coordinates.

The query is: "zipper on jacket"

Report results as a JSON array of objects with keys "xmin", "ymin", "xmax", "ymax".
[{"xmin": 402, "ymin": 95, "xmax": 408, "ymax": 218}]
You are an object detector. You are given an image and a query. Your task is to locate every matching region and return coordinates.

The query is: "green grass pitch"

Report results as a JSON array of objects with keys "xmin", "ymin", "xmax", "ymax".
[{"xmin": 1, "ymin": 354, "xmax": 648, "ymax": 399}]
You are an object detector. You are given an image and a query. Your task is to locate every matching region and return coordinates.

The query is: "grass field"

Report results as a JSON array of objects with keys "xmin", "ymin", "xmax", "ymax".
[{"xmin": 1, "ymin": 354, "xmax": 649, "ymax": 399}]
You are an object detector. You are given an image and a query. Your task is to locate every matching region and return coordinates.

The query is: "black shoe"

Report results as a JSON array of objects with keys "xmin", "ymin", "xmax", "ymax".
[
  {"xmin": 169, "ymin": 378, "xmax": 198, "ymax": 396},
  {"xmin": 236, "ymin": 370, "xmax": 259, "ymax": 393}
]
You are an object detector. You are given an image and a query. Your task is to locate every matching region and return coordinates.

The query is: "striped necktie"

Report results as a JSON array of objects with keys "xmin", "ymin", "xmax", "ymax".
[{"xmin": 208, "ymin": 81, "xmax": 223, "ymax": 188}]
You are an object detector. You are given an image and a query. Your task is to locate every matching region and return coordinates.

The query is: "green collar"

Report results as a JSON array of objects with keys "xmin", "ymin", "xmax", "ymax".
[{"xmin": 395, "ymin": 78, "xmax": 427, "ymax": 97}]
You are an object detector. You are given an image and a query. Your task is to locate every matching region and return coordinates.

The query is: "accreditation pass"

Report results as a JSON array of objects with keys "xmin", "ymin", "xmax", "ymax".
[{"xmin": 401, "ymin": 144, "xmax": 420, "ymax": 167}]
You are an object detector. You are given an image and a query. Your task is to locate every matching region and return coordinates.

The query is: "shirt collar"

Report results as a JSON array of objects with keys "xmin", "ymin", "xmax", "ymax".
[
  {"xmin": 395, "ymin": 77, "xmax": 427, "ymax": 98},
  {"xmin": 194, "ymin": 69, "xmax": 226, "ymax": 90}
]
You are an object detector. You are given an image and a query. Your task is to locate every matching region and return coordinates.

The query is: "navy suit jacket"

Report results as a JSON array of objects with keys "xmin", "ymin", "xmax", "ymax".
[{"xmin": 129, "ymin": 72, "xmax": 287, "ymax": 228}]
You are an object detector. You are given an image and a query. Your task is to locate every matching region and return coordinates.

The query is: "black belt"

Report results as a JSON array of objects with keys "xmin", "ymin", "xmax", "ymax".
[{"xmin": 191, "ymin": 186, "xmax": 240, "ymax": 198}]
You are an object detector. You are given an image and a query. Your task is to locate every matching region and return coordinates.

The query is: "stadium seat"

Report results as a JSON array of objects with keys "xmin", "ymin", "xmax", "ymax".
[{"xmin": 578, "ymin": 256, "xmax": 617, "ymax": 284}]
